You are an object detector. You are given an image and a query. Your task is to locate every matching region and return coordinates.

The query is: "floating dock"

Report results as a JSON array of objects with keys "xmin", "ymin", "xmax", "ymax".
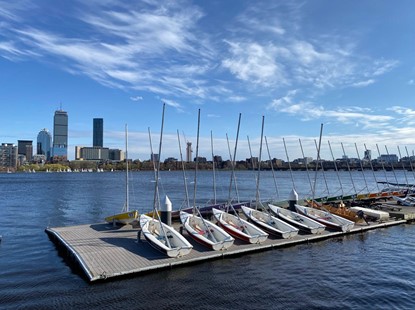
[{"xmin": 45, "ymin": 205, "xmax": 413, "ymax": 282}]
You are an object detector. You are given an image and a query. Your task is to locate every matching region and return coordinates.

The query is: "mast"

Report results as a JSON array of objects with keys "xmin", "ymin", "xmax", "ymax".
[
  {"xmin": 312, "ymin": 123, "xmax": 323, "ymax": 200},
  {"xmin": 405, "ymin": 146, "xmax": 415, "ymax": 183},
  {"xmin": 365, "ymin": 143, "xmax": 381, "ymax": 192},
  {"xmin": 211, "ymin": 131, "xmax": 217, "ymax": 204},
  {"xmin": 341, "ymin": 142, "xmax": 357, "ymax": 195},
  {"xmin": 314, "ymin": 139, "xmax": 329, "ymax": 198},
  {"xmin": 299, "ymin": 138, "xmax": 313, "ymax": 196},
  {"xmin": 255, "ymin": 116, "xmax": 265, "ymax": 208},
  {"xmin": 192, "ymin": 109, "xmax": 201, "ymax": 214},
  {"xmin": 282, "ymin": 138, "xmax": 295, "ymax": 190},
  {"xmin": 328, "ymin": 140, "xmax": 344, "ymax": 196},
  {"xmin": 227, "ymin": 113, "xmax": 241, "ymax": 204},
  {"xmin": 355, "ymin": 143, "xmax": 369, "ymax": 194},
  {"xmin": 177, "ymin": 130, "xmax": 190, "ymax": 209},
  {"xmin": 265, "ymin": 136, "xmax": 279, "ymax": 200},
  {"xmin": 376, "ymin": 144, "xmax": 389, "ymax": 186},
  {"xmin": 384, "ymin": 145, "xmax": 399, "ymax": 186},
  {"xmin": 124, "ymin": 124, "xmax": 129, "ymax": 212},
  {"xmin": 397, "ymin": 146, "xmax": 409, "ymax": 188}
]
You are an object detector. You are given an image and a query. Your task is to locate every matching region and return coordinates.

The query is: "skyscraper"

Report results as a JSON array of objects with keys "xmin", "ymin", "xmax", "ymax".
[
  {"xmin": 93, "ymin": 118, "xmax": 103, "ymax": 147},
  {"xmin": 17, "ymin": 140, "xmax": 33, "ymax": 162},
  {"xmin": 37, "ymin": 128, "xmax": 52, "ymax": 160},
  {"xmin": 52, "ymin": 109, "xmax": 68, "ymax": 160}
]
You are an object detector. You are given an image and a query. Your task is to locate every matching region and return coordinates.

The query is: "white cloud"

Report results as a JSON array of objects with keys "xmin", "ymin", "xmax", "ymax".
[
  {"xmin": 268, "ymin": 90, "xmax": 393, "ymax": 128},
  {"xmin": 222, "ymin": 40, "xmax": 286, "ymax": 86},
  {"xmin": 351, "ymin": 79, "xmax": 375, "ymax": 88},
  {"xmin": 130, "ymin": 96, "xmax": 143, "ymax": 101}
]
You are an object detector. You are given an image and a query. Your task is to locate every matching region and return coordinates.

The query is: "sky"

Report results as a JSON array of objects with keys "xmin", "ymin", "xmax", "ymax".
[{"xmin": 1, "ymin": 0, "xmax": 415, "ymax": 161}]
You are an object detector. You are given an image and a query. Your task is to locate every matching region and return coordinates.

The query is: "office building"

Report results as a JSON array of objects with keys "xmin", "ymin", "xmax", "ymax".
[
  {"xmin": 52, "ymin": 109, "xmax": 68, "ymax": 160},
  {"xmin": 17, "ymin": 140, "xmax": 33, "ymax": 162},
  {"xmin": 75, "ymin": 146, "xmax": 109, "ymax": 160},
  {"xmin": 93, "ymin": 118, "xmax": 103, "ymax": 147},
  {"xmin": 0, "ymin": 143, "xmax": 18, "ymax": 168},
  {"xmin": 37, "ymin": 128, "xmax": 52, "ymax": 160},
  {"xmin": 109, "ymin": 149, "xmax": 124, "ymax": 161}
]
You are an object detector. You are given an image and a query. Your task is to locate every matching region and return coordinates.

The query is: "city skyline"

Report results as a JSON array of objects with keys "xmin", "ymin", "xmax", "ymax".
[{"xmin": 1, "ymin": 1, "xmax": 415, "ymax": 161}]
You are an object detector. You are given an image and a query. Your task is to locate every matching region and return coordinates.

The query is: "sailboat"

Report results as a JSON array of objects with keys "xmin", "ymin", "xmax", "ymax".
[
  {"xmin": 211, "ymin": 114, "xmax": 268, "ymax": 244},
  {"xmin": 105, "ymin": 125, "xmax": 139, "ymax": 225},
  {"xmin": 295, "ymin": 204, "xmax": 354, "ymax": 232},
  {"xmin": 180, "ymin": 109, "xmax": 235, "ymax": 251},
  {"xmin": 268, "ymin": 204, "xmax": 326, "ymax": 234},
  {"xmin": 241, "ymin": 116, "xmax": 298, "ymax": 239},
  {"xmin": 139, "ymin": 103, "xmax": 193, "ymax": 258}
]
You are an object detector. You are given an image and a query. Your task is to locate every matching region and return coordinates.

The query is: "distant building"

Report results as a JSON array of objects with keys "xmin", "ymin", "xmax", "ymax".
[
  {"xmin": 363, "ymin": 150, "xmax": 371, "ymax": 161},
  {"xmin": 0, "ymin": 143, "xmax": 18, "ymax": 168},
  {"xmin": 378, "ymin": 154, "xmax": 399, "ymax": 163},
  {"xmin": 164, "ymin": 157, "xmax": 178, "ymax": 163},
  {"xmin": 37, "ymin": 128, "xmax": 52, "ymax": 160},
  {"xmin": 75, "ymin": 146, "xmax": 109, "ymax": 160},
  {"xmin": 151, "ymin": 153, "xmax": 159, "ymax": 163},
  {"xmin": 52, "ymin": 109, "xmax": 68, "ymax": 160},
  {"xmin": 109, "ymin": 149, "xmax": 124, "ymax": 161},
  {"xmin": 17, "ymin": 140, "xmax": 33, "ymax": 163},
  {"xmin": 186, "ymin": 142, "xmax": 192, "ymax": 162},
  {"xmin": 93, "ymin": 118, "xmax": 103, "ymax": 147}
]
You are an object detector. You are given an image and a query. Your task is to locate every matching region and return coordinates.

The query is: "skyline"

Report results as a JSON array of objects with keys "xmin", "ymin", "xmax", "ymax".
[{"xmin": 1, "ymin": 1, "xmax": 415, "ymax": 161}]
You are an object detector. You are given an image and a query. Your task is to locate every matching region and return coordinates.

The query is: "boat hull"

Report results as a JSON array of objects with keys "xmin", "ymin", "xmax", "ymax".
[
  {"xmin": 268, "ymin": 204, "xmax": 325, "ymax": 234},
  {"xmin": 295, "ymin": 204, "xmax": 354, "ymax": 232},
  {"xmin": 180, "ymin": 211, "xmax": 234, "ymax": 251},
  {"xmin": 241, "ymin": 206, "xmax": 298, "ymax": 239},
  {"xmin": 212, "ymin": 208, "xmax": 268, "ymax": 244},
  {"xmin": 139, "ymin": 214, "xmax": 193, "ymax": 258},
  {"xmin": 105, "ymin": 210, "xmax": 139, "ymax": 225}
]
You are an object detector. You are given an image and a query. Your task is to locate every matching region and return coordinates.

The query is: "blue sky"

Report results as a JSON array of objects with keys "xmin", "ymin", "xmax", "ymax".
[{"xmin": 1, "ymin": 0, "xmax": 415, "ymax": 161}]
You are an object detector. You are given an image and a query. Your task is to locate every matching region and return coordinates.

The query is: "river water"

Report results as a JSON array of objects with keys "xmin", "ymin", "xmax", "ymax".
[{"xmin": 0, "ymin": 170, "xmax": 414, "ymax": 309}]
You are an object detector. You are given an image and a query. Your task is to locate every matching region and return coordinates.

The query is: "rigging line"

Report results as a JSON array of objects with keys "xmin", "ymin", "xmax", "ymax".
[
  {"xmin": 299, "ymin": 138, "xmax": 313, "ymax": 196},
  {"xmin": 211, "ymin": 131, "xmax": 217, "ymax": 205},
  {"xmin": 226, "ymin": 113, "xmax": 242, "ymax": 205},
  {"xmin": 341, "ymin": 142, "xmax": 357, "ymax": 195},
  {"xmin": 355, "ymin": 143, "xmax": 369, "ymax": 193},
  {"xmin": 314, "ymin": 139, "xmax": 330, "ymax": 197},
  {"xmin": 282, "ymin": 137, "xmax": 296, "ymax": 190},
  {"xmin": 265, "ymin": 136, "xmax": 279, "ymax": 200},
  {"xmin": 148, "ymin": 127, "xmax": 159, "ymax": 214},
  {"xmin": 177, "ymin": 130, "xmax": 190, "ymax": 210},
  {"xmin": 328, "ymin": 140, "xmax": 344, "ymax": 196},
  {"xmin": 397, "ymin": 146, "xmax": 409, "ymax": 188},
  {"xmin": 365, "ymin": 143, "xmax": 380, "ymax": 192},
  {"xmin": 255, "ymin": 116, "xmax": 265, "ymax": 209}
]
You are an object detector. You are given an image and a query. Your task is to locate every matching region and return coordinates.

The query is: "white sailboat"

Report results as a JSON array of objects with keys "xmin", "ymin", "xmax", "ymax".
[
  {"xmin": 268, "ymin": 204, "xmax": 326, "ymax": 234},
  {"xmin": 105, "ymin": 124, "xmax": 139, "ymax": 225},
  {"xmin": 139, "ymin": 103, "xmax": 193, "ymax": 257},
  {"xmin": 242, "ymin": 116, "xmax": 298, "ymax": 239},
  {"xmin": 180, "ymin": 109, "xmax": 234, "ymax": 250}
]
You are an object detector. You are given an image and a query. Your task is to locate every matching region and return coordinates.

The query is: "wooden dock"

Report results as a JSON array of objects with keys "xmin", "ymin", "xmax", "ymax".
[{"xmin": 45, "ymin": 216, "xmax": 408, "ymax": 282}]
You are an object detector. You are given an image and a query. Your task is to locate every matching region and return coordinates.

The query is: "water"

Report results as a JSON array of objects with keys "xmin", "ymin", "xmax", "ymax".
[{"xmin": 1, "ymin": 170, "xmax": 414, "ymax": 309}]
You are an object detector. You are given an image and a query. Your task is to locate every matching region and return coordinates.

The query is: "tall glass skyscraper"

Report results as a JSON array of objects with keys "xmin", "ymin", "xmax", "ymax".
[
  {"xmin": 37, "ymin": 128, "xmax": 52, "ymax": 160},
  {"xmin": 52, "ymin": 109, "xmax": 68, "ymax": 159},
  {"xmin": 93, "ymin": 118, "xmax": 103, "ymax": 147}
]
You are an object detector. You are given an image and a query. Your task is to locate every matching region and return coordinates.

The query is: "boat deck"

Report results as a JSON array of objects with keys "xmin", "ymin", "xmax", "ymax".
[{"xmin": 46, "ymin": 215, "xmax": 408, "ymax": 282}]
